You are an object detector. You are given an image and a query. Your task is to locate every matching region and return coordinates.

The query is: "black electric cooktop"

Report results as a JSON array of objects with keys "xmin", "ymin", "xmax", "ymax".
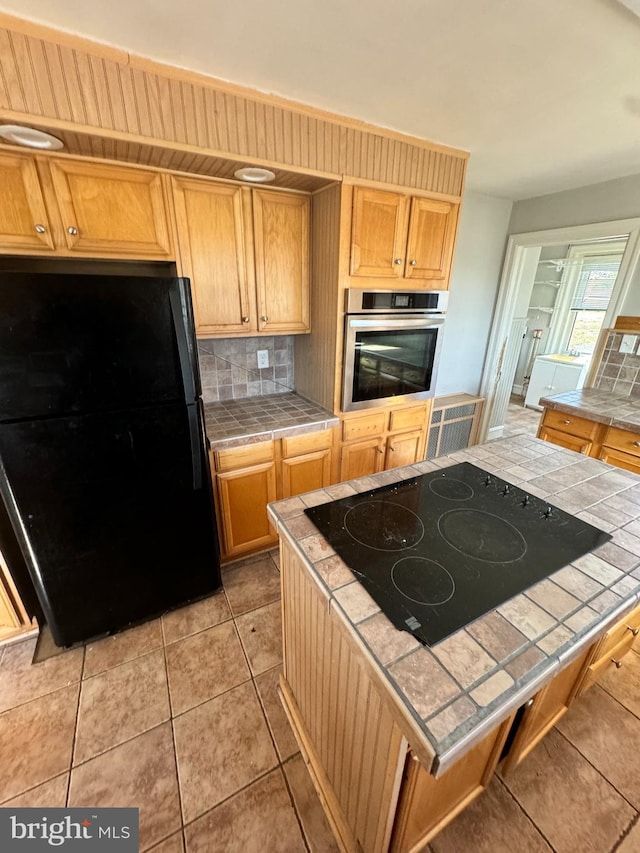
[{"xmin": 304, "ymin": 462, "xmax": 611, "ymax": 647}]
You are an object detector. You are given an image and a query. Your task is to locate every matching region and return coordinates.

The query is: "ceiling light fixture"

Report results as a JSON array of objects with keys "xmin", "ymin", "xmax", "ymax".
[
  {"xmin": 233, "ymin": 167, "xmax": 276, "ymax": 183},
  {"xmin": 0, "ymin": 124, "xmax": 64, "ymax": 150}
]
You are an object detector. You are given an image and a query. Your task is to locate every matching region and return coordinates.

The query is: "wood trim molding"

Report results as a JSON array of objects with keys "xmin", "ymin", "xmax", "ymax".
[{"xmin": 0, "ymin": 13, "xmax": 468, "ymax": 197}]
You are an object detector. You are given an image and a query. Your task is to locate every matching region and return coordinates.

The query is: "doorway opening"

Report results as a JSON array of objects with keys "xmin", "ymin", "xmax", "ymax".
[{"xmin": 478, "ymin": 219, "xmax": 640, "ymax": 442}]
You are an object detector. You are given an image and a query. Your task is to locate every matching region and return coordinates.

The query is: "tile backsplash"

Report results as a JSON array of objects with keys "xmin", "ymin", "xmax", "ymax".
[
  {"xmin": 594, "ymin": 331, "xmax": 640, "ymax": 397},
  {"xmin": 197, "ymin": 336, "xmax": 295, "ymax": 402}
]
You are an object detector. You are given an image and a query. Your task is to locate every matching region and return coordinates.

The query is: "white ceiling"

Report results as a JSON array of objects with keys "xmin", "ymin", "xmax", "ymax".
[{"xmin": 2, "ymin": 0, "xmax": 640, "ymax": 200}]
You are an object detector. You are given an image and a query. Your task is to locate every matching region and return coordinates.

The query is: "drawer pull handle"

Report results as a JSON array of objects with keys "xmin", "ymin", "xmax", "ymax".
[
  {"xmin": 627, "ymin": 626, "xmax": 639, "ymax": 636},
  {"xmin": 34, "ymin": 224, "xmax": 47, "ymax": 234},
  {"xmin": 611, "ymin": 658, "xmax": 623, "ymax": 669},
  {"xmin": 563, "ymin": 419, "xmax": 571, "ymax": 424},
  {"xmin": 634, "ymin": 441, "xmax": 640, "ymax": 447}
]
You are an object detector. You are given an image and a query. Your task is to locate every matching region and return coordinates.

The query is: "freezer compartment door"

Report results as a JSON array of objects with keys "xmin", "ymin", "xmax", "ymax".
[
  {"xmin": 0, "ymin": 403, "xmax": 220, "ymax": 645},
  {"xmin": 0, "ymin": 273, "xmax": 197, "ymax": 420}
]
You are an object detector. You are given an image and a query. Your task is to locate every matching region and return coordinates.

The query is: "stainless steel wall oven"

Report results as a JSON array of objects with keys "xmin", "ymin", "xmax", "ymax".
[{"xmin": 342, "ymin": 289, "xmax": 447, "ymax": 413}]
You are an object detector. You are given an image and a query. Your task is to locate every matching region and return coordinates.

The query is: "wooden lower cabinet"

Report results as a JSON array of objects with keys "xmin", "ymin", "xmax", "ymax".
[
  {"xmin": 538, "ymin": 407, "xmax": 640, "ymax": 475},
  {"xmin": 281, "ymin": 432, "xmax": 333, "ymax": 498},
  {"xmin": 339, "ymin": 403, "xmax": 430, "ymax": 481},
  {"xmin": 502, "ymin": 646, "xmax": 592, "ymax": 773},
  {"xmin": 213, "ymin": 430, "xmax": 335, "ymax": 560},
  {"xmin": 575, "ymin": 602, "xmax": 640, "ymax": 696},
  {"xmin": 391, "ymin": 718, "xmax": 513, "ymax": 852},
  {"xmin": 215, "ymin": 448, "xmax": 279, "ymax": 558}
]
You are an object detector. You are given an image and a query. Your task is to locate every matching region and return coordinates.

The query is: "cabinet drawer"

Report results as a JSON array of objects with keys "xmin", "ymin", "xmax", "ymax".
[
  {"xmin": 537, "ymin": 426, "xmax": 592, "ymax": 455},
  {"xmin": 581, "ymin": 633, "xmax": 637, "ymax": 693},
  {"xmin": 214, "ymin": 440, "xmax": 275, "ymax": 472},
  {"xmin": 342, "ymin": 410, "xmax": 388, "ymax": 441},
  {"xmin": 599, "ymin": 447, "xmax": 640, "ymax": 475},
  {"xmin": 594, "ymin": 603, "xmax": 640, "ymax": 661},
  {"xmin": 602, "ymin": 426, "xmax": 640, "ymax": 457},
  {"xmin": 281, "ymin": 430, "xmax": 333, "ymax": 458},
  {"xmin": 542, "ymin": 409, "xmax": 600, "ymax": 440},
  {"xmin": 389, "ymin": 405, "xmax": 427, "ymax": 433}
]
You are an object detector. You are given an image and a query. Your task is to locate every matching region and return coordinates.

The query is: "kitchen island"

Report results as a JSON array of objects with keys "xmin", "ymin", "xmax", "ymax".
[{"xmin": 267, "ymin": 433, "xmax": 640, "ymax": 852}]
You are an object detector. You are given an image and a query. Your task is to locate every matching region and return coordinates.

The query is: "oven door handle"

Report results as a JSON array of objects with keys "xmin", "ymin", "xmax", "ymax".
[{"xmin": 348, "ymin": 317, "xmax": 445, "ymax": 330}]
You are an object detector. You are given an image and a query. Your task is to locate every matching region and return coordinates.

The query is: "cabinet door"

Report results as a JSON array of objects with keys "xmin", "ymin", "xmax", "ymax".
[
  {"xmin": 350, "ymin": 187, "xmax": 410, "ymax": 278},
  {"xmin": 404, "ymin": 198, "xmax": 458, "ymax": 285},
  {"xmin": 502, "ymin": 647, "xmax": 592, "ymax": 773},
  {"xmin": 173, "ymin": 178, "xmax": 256, "ymax": 335},
  {"xmin": 537, "ymin": 425, "xmax": 592, "ymax": 455},
  {"xmin": 599, "ymin": 447, "xmax": 640, "ymax": 475},
  {"xmin": 253, "ymin": 190, "xmax": 310, "ymax": 333},
  {"xmin": 385, "ymin": 429, "xmax": 423, "ymax": 469},
  {"xmin": 48, "ymin": 159, "xmax": 172, "ymax": 257},
  {"xmin": 216, "ymin": 461, "xmax": 278, "ymax": 558},
  {"xmin": 281, "ymin": 449, "xmax": 332, "ymax": 498},
  {"xmin": 0, "ymin": 152, "xmax": 55, "ymax": 251},
  {"xmin": 524, "ymin": 360, "xmax": 556, "ymax": 408},
  {"xmin": 391, "ymin": 717, "xmax": 513, "ymax": 852},
  {"xmin": 340, "ymin": 438, "xmax": 384, "ymax": 481}
]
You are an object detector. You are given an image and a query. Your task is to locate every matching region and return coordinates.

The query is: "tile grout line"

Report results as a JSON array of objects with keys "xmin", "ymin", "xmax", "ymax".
[
  {"xmin": 65, "ymin": 643, "xmax": 86, "ymax": 807},
  {"xmin": 494, "ymin": 773, "xmax": 559, "ymax": 852},
  {"xmin": 611, "ymin": 810, "xmax": 640, "ymax": 852},
  {"xmin": 160, "ymin": 615, "xmax": 189, "ymax": 853},
  {"xmin": 595, "ymin": 678, "xmax": 640, "ymax": 724},
  {"xmin": 553, "ymin": 724, "xmax": 640, "ymax": 815}
]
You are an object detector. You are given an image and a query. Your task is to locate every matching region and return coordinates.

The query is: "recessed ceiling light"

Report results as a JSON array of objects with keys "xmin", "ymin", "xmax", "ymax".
[
  {"xmin": 0, "ymin": 124, "xmax": 64, "ymax": 150},
  {"xmin": 233, "ymin": 167, "xmax": 276, "ymax": 183}
]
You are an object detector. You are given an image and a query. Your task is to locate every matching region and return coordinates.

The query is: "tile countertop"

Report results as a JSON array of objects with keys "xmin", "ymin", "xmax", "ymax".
[
  {"xmin": 540, "ymin": 388, "xmax": 640, "ymax": 431},
  {"xmin": 267, "ymin": 434, "xmax": 640, "ymax": 776},
  {"xmin": 203, "ymin": 392, "xmax": 339, "ymax": 451}
]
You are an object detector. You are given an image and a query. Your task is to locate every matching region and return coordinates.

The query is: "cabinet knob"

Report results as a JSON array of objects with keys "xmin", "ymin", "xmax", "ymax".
[
  {"xmin": 377, "ymin": 447, "xmax": 384, "ymax": 454},
  {"xmin": 394, "ymin": 258, "xmax": 403, "ymax": 265},
  {"xmin": 242, "ymin": 316, "xmax": 250, "ymax": 324},
  {"xmin": 34, "ymin": 224, "xmax": 47, "ymax": 234},
  {"xmin": 410, "ymin": 260, "xmax": 417, "ymax": 266},
  {"xmin": 611, "ymin": 658, "xmax": 623, "ymax": 669},
  {"xmin": 389, "ymin": 446, "xmax": 395, "ymax": 452},
  {"xmin": 67, "ymin": 226, "xmax": 78, "ymax": 236},
  {"xmin": 634, "ymin": 441, "xmax": 640, "ymax": 447},
  {"xmin": 563, "ymin": 419, "xmax": 571, "ymax": 424},
  {"xmin": 627, "ymin": 625, "xmax": 639, "ymax": 637},
  {"xmin": 261, "ymin": 315, "xmax": 268, "ymax": 323}
]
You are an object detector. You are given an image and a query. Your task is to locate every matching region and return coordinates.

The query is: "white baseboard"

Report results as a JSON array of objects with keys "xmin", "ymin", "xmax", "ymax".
[
  {"xmin": 511, "ymin": 384, "xmax": 524, "ymax": 396},
  {"xmin": 487, "ymin": 425, "xmax": 504, "ymax": 441}
]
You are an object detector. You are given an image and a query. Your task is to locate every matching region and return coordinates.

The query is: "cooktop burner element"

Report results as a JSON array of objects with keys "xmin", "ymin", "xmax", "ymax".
[
  {"xmin": 344, "ymin": 501, "xmax": 424, "ymax": 550},
  {"xmin": 438, "ymin": 509, "xmax": 527, "ymax": 563},
  {"xmin": 304, "ymin": 462, "xmax": 612, "ymax": 646},
  {"xmin": 391, "ymin": 557, "xmax": 455, "ymax": 606},
  {"xmin": 428, "ymin": 477, "xmax": 474, "ymax": 501}
]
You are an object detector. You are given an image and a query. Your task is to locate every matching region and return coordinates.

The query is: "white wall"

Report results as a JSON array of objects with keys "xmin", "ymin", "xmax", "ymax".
[{"xmin": 435, "ymin": 190, "xmax": 513, "ymax": 395}]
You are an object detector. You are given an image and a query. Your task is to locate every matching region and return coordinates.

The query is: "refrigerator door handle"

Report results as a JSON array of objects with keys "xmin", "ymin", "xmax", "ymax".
[
  {"xmin": 187, "ymin": 404, "xmax": 202, "ymax": 490},
  {"xmin": 169, "ymin": 286, "xmax": 197, "ymax": 403}
]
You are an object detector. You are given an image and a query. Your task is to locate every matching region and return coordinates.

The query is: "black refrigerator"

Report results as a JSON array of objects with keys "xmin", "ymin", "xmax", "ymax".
[{"xmin": 0, "ymin": 271, "xmax": 221, "ymax": 646}]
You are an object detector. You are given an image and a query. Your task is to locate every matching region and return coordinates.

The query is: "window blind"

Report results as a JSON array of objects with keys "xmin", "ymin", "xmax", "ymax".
[{"xmin": 570, "ymin": 255, "xmax": 622, "ymax": 311}]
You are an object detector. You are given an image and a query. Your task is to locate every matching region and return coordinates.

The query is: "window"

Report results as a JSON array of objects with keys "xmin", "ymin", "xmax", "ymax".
[{"xmin": 566, "ymin": 256, "xmax": 621, "ymax": 354}]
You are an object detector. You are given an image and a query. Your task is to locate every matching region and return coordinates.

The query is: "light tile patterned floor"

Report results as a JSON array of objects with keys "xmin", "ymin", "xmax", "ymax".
[
  {"xmin": 501, "ymin": 396, "xmax": 543, "ymax": 438},
  {"xmin": 0, "ymin": 551, "xmax": 339, "ymax": 852}
]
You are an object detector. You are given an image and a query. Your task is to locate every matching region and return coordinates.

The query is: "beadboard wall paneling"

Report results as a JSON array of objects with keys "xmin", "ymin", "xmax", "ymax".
[{"xmin": 0, "ymin": 16, "xmax": 468, "ymax": 197}]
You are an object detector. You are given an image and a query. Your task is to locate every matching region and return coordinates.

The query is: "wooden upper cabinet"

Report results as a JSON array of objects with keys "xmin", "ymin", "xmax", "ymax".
[
  {"xmin": 350, "ymin": 187, "xmax": 409, "ymax": 278},
  {"xmin": 0, "ymin": 151, "xmax": 55, "ymax": 252},
  {"xmin": 172, "ymin": 178, "xmax": 256, "ymax": 336},
  {"xmin": 48, "ymin": 159, "xmax": 173, "ymax": 257},
  {"xmin": 405, "ymin": 197, "xmax": 459, "ymax": 282},
  {"xmin": 252, "ymin": 189, "xmax": 310, "ymax": 333},
  {"xmin": 349, "ymin": 186, "xmax": 459, "ymax": 289}
]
